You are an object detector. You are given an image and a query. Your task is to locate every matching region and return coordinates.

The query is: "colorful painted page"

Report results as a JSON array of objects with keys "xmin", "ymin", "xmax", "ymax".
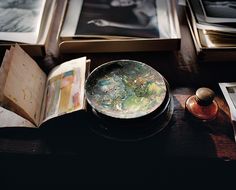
[{"xmin": 41, "ymin": 57, "xmax": 88, "ymax": 123}]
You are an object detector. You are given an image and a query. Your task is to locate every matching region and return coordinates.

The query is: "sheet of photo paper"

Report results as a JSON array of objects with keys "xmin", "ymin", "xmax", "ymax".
[
  {"xmin": 0, "ymin": 0, "xmax": 46, "ymax": 44},
  {"xmin": 61, "ymin": 0, "xmax": 172, "ymax": 39},
  {"xmin": 199, "ymin": 0, "xmax": 236, "ymax": 23},
  {"xmin": 219, "ymin": 82, "xmax": 236, "ymax": 142},
  {"xmin": 188, "ymin": 0, "xmax": 236, "ymax": 33}
]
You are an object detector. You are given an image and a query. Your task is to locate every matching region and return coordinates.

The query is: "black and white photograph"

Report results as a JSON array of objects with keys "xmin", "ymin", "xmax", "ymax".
[
  {"xmin": 199, "ymin": 0, "xmax": 236, "ymax": 23},
  {"xmin": 76, "ymin": 0, "xmax": 160, "ymax": 38},
  {"xmin": 227, "ymin": 86, "xmax": 236, "ymax": 110},
  {"xmin": 219, "ymin": 82, "xmax": 236, "ymax": 121},
  {"xmin": 187, "ymin": 0, "xmax": 236, "ymax": 34},
  {"xmin": 0, "ymin": 0, "xmax": 46, "ymax": 44},
  {"xmin": 219, "ymin": 82, "xmax": 236, "ymax": 142},
  {"xmin": 61, "ymin": 0, "xmax": 172, "ymax": 39}
]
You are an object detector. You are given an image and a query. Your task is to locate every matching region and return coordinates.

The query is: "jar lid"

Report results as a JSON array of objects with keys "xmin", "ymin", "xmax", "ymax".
[{"xmin": 195, "ymin": 87, "xmax": 215, "ymax": 106}]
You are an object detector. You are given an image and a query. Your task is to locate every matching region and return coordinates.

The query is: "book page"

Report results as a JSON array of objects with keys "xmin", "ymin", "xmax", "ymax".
[
  {"xmin": 0, "ymin": 106, "xmax": 35, "ymax": 128},
  {"xmin": 37, "ymin": 0, "xmax": 56, "ymax": 44},
  {"xmin": 3, "ymin": 45, "xmax": 47, "ymax": 126},
  {"xmin": 41, "ymin": 57, "xmax": 88, "ymax": 123},
  {"xmin": 0, "ymin": 50, "xmax": 12, "ymax": 103},
  {"xmin": 60, "ymin": 0, "xmax": 83, "ymax": 37}
]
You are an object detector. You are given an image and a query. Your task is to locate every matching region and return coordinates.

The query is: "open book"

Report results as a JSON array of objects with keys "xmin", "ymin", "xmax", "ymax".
[{"xmin": 0, "ymin": 44, "xmax": 90, "ymax": 128}]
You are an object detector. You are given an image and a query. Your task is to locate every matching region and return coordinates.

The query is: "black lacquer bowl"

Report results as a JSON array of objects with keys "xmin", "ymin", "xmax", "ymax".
[{"xmin": 85, "ymin": 60, "xmax": 174, "ymax": 141}]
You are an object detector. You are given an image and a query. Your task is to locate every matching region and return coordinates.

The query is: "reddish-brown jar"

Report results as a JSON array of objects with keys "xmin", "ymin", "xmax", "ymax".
[{"xmin": 185, "ymin": 87, "xmax": 219, "ymax": 122}]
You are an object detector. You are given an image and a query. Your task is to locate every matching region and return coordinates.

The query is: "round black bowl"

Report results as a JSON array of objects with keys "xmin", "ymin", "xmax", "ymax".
[{"xmin": 85, "ymin": 60, "xmax": 174, "ymax": 141}]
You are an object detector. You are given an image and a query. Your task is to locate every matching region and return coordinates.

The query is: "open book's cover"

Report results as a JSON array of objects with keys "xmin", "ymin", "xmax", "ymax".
[{"xmin": 59, "ymin": 0, "xmax": 181, "ymax": 53}]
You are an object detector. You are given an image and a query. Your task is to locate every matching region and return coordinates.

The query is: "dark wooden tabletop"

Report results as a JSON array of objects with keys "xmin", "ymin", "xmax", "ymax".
[{"xmin": 1, "ymin": 2, "xmax": 236, "ymax": 186}]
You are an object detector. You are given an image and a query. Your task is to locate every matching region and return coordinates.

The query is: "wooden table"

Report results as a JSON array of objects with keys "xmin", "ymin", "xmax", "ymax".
[{"xmin": 0, "ymin": 3, "xmax": 236, "ymax": 187}]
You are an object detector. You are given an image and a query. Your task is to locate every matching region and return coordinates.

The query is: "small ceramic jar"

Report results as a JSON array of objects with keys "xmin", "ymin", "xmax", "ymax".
[{"xmin": 185, "ymin": 87, "xmax": 219, "ymax": 122}]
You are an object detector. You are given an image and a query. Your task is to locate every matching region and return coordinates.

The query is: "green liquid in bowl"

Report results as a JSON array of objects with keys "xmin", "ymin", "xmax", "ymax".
[{"xmin": 85, "ymin": 60, "xmax": 167, "ymax": 119}]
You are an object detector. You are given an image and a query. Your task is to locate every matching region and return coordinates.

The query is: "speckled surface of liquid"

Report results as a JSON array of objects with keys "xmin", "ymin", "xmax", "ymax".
[{"xmin": 85, "ymin": 60, "xmax": 167, "ymax": 119}]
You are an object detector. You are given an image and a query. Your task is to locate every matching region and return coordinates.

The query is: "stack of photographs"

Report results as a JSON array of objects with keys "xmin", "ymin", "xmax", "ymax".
[
  {"xmin": 59, "ymin": 0, "xmax": 181, "ymax": 53},
  {"xmin": 0, "ymin": 0, "xmax": 57, "ymax": 56},
  {"xmin": 186, "ymin": 0, "xmax": 236, "ymax": 62}
]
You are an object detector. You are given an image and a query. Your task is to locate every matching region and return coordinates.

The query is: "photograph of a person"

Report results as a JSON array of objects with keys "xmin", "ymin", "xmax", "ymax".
[
  {"xmin": 75, "ymin": 0, "xmax": 160, "ymax": 38},
  {"xmin": 0, "ymin": 0, "xmax": 46, "ymax": 43},
  {"xmin": 199, "ymin": 0, "xmax": 236, "ymax": 23}
]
